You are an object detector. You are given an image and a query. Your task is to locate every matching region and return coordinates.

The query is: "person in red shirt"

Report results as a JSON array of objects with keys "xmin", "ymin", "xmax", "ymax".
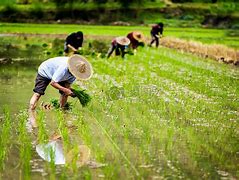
[
  {"xmin": 107, "ymin": 36, "xmax": 130, "ymax": 58},
  {"xmin": 149, "ymin": 22, "xmax": 164, "ymax": 48},
  {"xmin": 126, "ymin": 31, "xmax": 145, "ymax": 50}
]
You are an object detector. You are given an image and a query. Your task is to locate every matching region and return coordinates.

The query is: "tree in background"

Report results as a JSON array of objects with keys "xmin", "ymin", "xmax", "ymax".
[{"xmin": 116, "ymin": 0, "xmax": 145, "ymax": 8}]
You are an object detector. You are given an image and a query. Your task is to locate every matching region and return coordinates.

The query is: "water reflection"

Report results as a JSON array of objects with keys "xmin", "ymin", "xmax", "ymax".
[
  {"xmin": 35, "ymin": 132, "xmax": 91, "ymax": 166},
  {"xmin": 36, "ymin": 139, "xmax": 66, "ymax": 165}
]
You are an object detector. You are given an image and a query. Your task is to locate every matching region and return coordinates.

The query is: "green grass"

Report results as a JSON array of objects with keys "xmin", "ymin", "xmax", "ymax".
[
  {"xmin": 0, "ymin": 107, "xmax": 12, "ymax": 171},
  {"xmin": 0, "ymin": 0, "xmax": 15, "ymax": 6}
]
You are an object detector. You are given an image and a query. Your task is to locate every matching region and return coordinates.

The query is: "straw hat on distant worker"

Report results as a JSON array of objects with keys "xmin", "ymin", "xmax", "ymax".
[
  {"xmin": 68, "ymin": 54, "xmax": 93, "ymax": 81},
  {"xmin": 132, "ymin": 31, "xmax": 145, "ymax": 42},
  {"xmin": 115, "ymin": 36, "xmax": 130, "ymax": 46}
]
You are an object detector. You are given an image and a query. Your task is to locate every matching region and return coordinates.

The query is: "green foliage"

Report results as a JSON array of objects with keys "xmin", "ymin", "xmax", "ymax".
[
  {"xmin": 0, "ymin": 107, "xmax": 11, "ymax": 170},
  {"xmin": 17, "ymin": 110, "xmax": 32, "ymax": 179},
  {"xmin": 29, "ymin": 3, "xmax": 44, "ymax": 19},
  {"xmin": 50, "ymin": 98, "xmax": 72, "ymax": 110},
  {"xmin": 71, "ymin": 87, "xmax": 91, "ymax": 107}
]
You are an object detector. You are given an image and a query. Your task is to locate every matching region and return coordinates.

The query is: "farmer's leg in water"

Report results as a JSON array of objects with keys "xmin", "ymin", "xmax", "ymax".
[
  {"xmin": 29, "ymin": 74, "xmax": 51, "ymax": 127},
  {"xmin": 29, "ymin": 93, "xmax": 41, "ymax": 127}
]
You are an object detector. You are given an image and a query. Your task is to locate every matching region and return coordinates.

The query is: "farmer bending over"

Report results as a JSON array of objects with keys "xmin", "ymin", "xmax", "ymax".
[
  {"xmin": 127, "ymin": 31, "xmax": 145, "ymax": 51},
  {"xmin": 107, "ymin": 37, "xmax": 130, "ymax": 58},
  {"xmin": 149, "ymin": 22, "xmax": 164, "ymax": 48},
  {"xmin": 29, "ymin": 55, "xmax": 92, "ymax": 127},
  {"xmin": 64, "ymin": 31, "xmax": 84, "ymax": 56}
]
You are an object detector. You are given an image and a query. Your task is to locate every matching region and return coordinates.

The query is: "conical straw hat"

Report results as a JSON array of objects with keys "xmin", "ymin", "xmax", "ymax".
[
  {"xmin": 68, "ymin": 54, "xmax": 93, "ymax": 80},
  {"xmin": 115, "ymin": 36, "xmax": 130, "ymax": 46},
  {"xmin": 132, "ymin": 31, "xmax": 144, "ymax": 42}
]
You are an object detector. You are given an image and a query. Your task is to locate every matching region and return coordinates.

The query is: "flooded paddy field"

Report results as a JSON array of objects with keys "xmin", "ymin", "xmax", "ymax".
[{"xmin": 0, "ymin": 35, "xmax": 239, "ymax": 179}]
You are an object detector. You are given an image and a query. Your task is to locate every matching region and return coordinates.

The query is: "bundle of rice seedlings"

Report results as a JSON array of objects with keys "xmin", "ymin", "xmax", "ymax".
[
  {"xmin": 50, "ymin": 98, "xmax": 72, "ymax": 110},
  {"xmin": 71, "ymin": 88, "xmax": 91, "ymax": 107}
]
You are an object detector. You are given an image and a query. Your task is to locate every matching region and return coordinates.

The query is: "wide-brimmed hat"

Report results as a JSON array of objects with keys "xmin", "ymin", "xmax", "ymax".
[
  {"xmin": 132, "ymin": 31, "xmax": 145, "ymax": 42},
  {"xmin": 115, "ymin": 36, "xmax": 130, "ymax": 46},
  {"xmin": 68, "ymin": 54, "xmax": 93, "ymax": 80}
]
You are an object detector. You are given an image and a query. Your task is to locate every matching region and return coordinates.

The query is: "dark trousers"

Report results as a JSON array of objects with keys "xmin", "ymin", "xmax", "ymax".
[
  {"xmin": 150, "ymin": 33, "xmax": 159, "ymax": 47},
  {"xmin": 107, "ymin": 44, "xmax": 126, "ymax": 58}
]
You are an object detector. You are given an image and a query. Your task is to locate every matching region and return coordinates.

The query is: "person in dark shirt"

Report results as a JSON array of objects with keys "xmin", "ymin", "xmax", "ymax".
[
  {"xmin": 107, "ymin": 36, "xmax": 130, "ymax": 58},
  {"xmin": 64, "ymin": 31, "xmax": 84, "ymax": 55},
  {"xmin": 149, "ymin": 22, "xmax": 164, "ymax": 48},
  {"xmin": 127, "ymin": 31, "xmax": 144, "ymax": 50}
]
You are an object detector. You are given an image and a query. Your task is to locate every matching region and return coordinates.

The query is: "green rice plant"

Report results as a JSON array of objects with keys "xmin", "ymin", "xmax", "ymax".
[
  {"xmin": 49, "ymin": 146, "xmax": 56, "ymax": 180},
  {"xmin": 37, "ymin": 110, "xmax": 49, "ymax": 144},
  {"xmin": 56, "ymin": 110, "xmax": 70, "ymax": 150},
  {"xmin": 0, "ymin": 107, "xmax": 12, "ymax": 171},
  {"xmin": 71, "ymin": 87, "xmax": 91, "ymax": 107},
  {"xmin": 50, "ymin": 98, "xmax": 72, "ymax": 110},
  {"xmin": 17, "ymin": 110, "xmax": 32, "ymax": 180}
]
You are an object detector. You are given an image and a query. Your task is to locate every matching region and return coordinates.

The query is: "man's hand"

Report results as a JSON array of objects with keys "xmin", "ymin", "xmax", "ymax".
[
  {"xmin": 67, "ymin": 44, "xmax": 77, "ymax": 52},
  {"xmin": 64, "ymin": 88, "xmax": 73, "ymax": 96},
  {"xmin": 50, "ymin": 81, "xmax": 73, "ymax": 96}
]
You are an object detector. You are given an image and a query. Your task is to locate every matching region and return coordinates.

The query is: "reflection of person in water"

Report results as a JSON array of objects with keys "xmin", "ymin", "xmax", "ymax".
[
  {"xmin": 36, "ymin": 137, "xmax": 91, "ymax": 166},
  {"xmin": 31, "ymin": 127, "xmax": 106, "ymax": 168}
]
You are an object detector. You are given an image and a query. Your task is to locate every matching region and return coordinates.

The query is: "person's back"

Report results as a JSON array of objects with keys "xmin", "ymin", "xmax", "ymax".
[
  {"xmin": 64, "ymin": 31, "xmax": 84, "ymax": 54},
  {"xmin": 151, "ymin": 24, "xmax": 163, "ymax": 35},
  {"xmin": 38, "ymin": 57, "xmax": 75, "ymax": 83},
  {"xmin": 127, "ymin": 32, "xmax": 138, "ymax": 49},
  {"xmin": 150, "ymin": 22, "xmax": 164, "ymax": 47}
]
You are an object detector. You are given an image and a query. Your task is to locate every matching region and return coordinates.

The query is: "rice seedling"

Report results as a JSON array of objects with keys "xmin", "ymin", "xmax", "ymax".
[
  {"xmin": 17, "ymin": 110, "xmax": 32, "ymax": 180},
  {"xmin": 37, "ymin": 110, "xmax": 49, "ymax": 144},
  {"xmin": 0, "ymin": 107, "xmax": 12, "ymax": 171},
  {"xmin": 55, "ymin": 110, "xmax": 70, "ymax": 150},
  {"xmin": 50, "ymin": 98, "xmax": 72, "ymax": 110},
  {"xmin": 71, "ymin": 86, "xmax": 91, "ymax": 107}
]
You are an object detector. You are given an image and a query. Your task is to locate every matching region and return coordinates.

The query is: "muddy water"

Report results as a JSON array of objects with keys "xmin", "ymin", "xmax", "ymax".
[{"xmin": 0, "ymin": 63, "xmax": 59, "ymax": 114}]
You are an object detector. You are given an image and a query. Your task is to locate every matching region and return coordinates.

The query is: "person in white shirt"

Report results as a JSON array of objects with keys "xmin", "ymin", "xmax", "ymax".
[{"xmin": 29, "ymin": 55, "xmax": 92, "ymax": 128}]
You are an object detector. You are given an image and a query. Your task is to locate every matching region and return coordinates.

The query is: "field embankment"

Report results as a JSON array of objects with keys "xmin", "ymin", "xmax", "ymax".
[{"xmin": 161, "ymin": 37, "xmax": 239, "ymax": 65}]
